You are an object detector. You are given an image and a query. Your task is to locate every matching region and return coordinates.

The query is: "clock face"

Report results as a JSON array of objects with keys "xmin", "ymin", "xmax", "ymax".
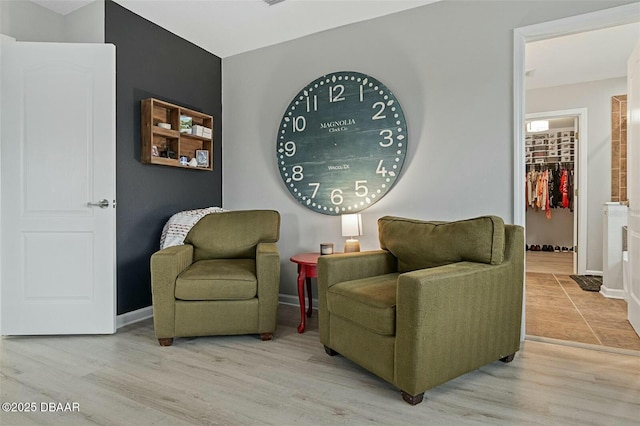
[{"xmin": 276, "ymin": 71, "xmax": 407, "ymax": 215}]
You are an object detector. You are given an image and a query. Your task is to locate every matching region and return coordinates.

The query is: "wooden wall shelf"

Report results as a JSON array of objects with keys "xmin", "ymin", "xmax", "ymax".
[{"xmin": 141, "ymin": 98, "xmax": 213, "ymax": 171}]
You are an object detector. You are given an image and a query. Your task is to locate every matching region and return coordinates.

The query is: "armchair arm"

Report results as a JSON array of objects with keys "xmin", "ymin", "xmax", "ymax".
[
  {"xmin": 150, "ymin": 244, "xmax": 194, "ymax": 338},
  {"xmin": 394, "ymin": 260, "xmax": 523, "ymax": 395},
  {"xmin": 256, "ymin": 242, "xmax": 280, "ymax": 334},
  {"xmin": 318, "ymin": 250, "xmax": 397, "ymax": 290},
  {"xmin": 317, "ymin": 250, "xmax": 397, "ymax": 344}
]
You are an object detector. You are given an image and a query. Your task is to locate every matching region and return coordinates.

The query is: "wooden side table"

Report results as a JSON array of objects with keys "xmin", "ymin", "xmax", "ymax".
[{"xmin": 289, "ymin": 252, "xmax": 321, "ymax": 333}]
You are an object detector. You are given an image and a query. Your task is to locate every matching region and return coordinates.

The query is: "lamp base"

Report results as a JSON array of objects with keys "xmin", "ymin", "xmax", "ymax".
[{"xmin": 344, "ymin": 239, "xmax": 360, "ymax": 253}]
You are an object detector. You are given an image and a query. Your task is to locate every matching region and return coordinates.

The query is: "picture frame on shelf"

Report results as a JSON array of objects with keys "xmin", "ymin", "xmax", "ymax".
[
  {"xmin": 180, "ymin": 115, "xmax": 193, "ymax": 133},
  {"xmin": 195, "ymin": 150, "xmax": 209, "ymax": 168}
]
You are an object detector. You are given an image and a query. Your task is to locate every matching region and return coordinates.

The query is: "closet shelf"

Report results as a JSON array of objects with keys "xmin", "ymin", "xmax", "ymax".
[{"xmin": 525, "ymin": 126, "xmax": 576, "ymax": 168}]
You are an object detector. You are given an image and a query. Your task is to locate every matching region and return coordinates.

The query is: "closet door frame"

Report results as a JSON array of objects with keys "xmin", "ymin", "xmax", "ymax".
[
  {"xmin": 526, "ymin": 109, "xmax": 587, "ymax": 275},
  {"xmin": 514, "ymin": 3, "xmax": 639, "ymax": 278}
]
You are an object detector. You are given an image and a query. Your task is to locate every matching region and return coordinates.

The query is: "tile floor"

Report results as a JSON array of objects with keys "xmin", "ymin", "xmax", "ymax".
[{"xmin": 525, "ymin": 252, "xmax": 640, "ymax": 352}]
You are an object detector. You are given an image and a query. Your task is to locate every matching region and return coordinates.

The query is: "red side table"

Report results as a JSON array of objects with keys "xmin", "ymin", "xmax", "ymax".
[{"xmin": 290, "ymin": 252, "xmax": 321, "ymax": 333}]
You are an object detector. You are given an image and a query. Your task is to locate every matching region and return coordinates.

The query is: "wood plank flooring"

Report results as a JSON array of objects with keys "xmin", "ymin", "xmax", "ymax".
[
  {"xmin": 526, "ymin": 250, "xmax": 574, "ymax": 275},
  {"xmin": 1, "ymin": 305, "xmax": 639, "ymax": 425},
  {"xmin": 525, "ymin": 251, "xmax": 640, "ymax": 352}
]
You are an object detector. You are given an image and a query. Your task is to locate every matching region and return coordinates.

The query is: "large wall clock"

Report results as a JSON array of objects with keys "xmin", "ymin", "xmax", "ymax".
[{"xmin": 276, "ymin": 71, "xmax": 407, "ymax": 215}]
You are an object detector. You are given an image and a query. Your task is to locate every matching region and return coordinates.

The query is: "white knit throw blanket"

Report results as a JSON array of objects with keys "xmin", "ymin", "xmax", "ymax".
[{"xmin": 159, "ymin": 207, "xmax": 226, "ymax": 249}]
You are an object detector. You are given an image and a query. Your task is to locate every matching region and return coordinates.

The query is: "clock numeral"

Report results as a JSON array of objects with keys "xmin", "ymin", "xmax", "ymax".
[
  {"xmin": 306, "ymin": 95, "xmax": 317, "ymax": 112},
  {"xmin": 372, "ymin": 102, "xmax": 386, "ymax": 120},
  {"xmin": 379, "ymin": 130, "xmax": 393, "ymax": 147},
  {"xmin": 329, "ymin": 84, "xmax": 345, "ymax": 103},
  {"xmin": 292, "ymin": 165, "xmax": 304, "ymax": 181},
  {"xmin": 284, "ymin": 141, "xmax": 297, "ymax": 157},
  {"xmin": 355, "ymin": 180, "xmax": 368, "ymax": 197},
  {"xmin": 376, "ymin": 160, "xmax": 388, "ymax": 177},
  {"xmin": 308, "ymin": 182, "xmax": 320, "ymax": 198},
  {"xmin": 293, "ymin": 116, "xmax": 306, "ymax": 132},
  {"xmin": 330, "ymin": 189, "xmax": 344, "ymax": 205}
]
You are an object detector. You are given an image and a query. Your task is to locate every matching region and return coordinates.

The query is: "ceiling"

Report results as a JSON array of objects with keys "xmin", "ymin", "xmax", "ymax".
[
  {"xmin": 31, "ymin": 0, "xmax": 94, "ymax": 15},
  {"xmin": 32, "ymin": 0, "xmax": 438, "ymax": 57},
  {"xmin": 525, "ymin": 21, "xmax": 640, "ymax": 90},
  {"xmin": 30, "ymin": 0, "xmax": 640, "ymax": 89}
]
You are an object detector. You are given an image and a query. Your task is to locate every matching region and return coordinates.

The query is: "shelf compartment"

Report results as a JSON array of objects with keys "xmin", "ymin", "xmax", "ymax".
[
  {"xmin": 152, "ymin": 103, "xmax": 179, "ymax": 129},
  {"xmin": 153, "ymin": 126, "xmax": 180, "ymax": 138}
]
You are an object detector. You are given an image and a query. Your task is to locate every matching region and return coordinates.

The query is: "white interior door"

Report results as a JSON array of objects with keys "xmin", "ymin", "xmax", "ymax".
[
  {"xmin": 627, "ymin": 40, "xmax": 640, "ymax": 336},
  {"xmin": 1, "ymin": 42, "xmax": 116, "ymax": 335}
]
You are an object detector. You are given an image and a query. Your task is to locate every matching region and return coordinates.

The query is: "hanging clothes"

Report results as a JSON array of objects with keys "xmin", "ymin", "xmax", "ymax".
[
  {"xmin": 537, "ymin": 171, "xmax": 544, "ymax": 210},
  {"xmin": 525, "ymin": 166, "xmax": 573, "ymax": 218},
  {"xmin": 551, "ymin": 167, "xmax": 562, "ymax": 208},
  {"xmin": 543, "ymin": 170, "xmax": 551, "ymax": 219},
  {"xmin": 560, "ymin": 169, "xmax": 569, "ymax": 209},
  {"xmin": 525, "ymin": 173, "xmax": 529, "ymax": 210},
  {"xmin": 526, "ymin": 170, "xmax": 537, "ymax": 211},
  {"xmin": 568, "ymin": 169, "xmax": 574, "ymax": 212}
]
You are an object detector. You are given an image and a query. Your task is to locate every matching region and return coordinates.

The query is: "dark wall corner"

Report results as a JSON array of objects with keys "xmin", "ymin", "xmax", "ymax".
[{"xmin": 105, "ymin": 0, "xmax": 222, "ymax": 315}]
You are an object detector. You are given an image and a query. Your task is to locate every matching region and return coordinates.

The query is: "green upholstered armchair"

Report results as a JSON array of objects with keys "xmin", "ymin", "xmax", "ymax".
[
  {"xmin": 150, "ymin": 210, "xmax": 280, "ymax": 346},
  {"xmin": 318, "ymin": 215, "xmax": 524, "ymax": 405}
]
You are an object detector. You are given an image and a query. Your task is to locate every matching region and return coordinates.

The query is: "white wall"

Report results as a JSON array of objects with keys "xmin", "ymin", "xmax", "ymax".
[
  {"xmin": 526, "ymin": 208, "xmax": 574, "ymax": 248},
  {"xmin": 0, "ymin": 0, "xmax": 64, "ymax": 41},
  {"xmin": 223, "ymin": 0, "xmax": 633, "ymax": 297},
  {"xmin": 0, "ymin": 0, "xmax": 103, "ymax": 43},
  {"xmin": 63, "ymin": 1, "xmax": 104, "ymax": 43},
  {"xmin": 527, "ymin": 77, "xmax": 627, "ymax": 273}
]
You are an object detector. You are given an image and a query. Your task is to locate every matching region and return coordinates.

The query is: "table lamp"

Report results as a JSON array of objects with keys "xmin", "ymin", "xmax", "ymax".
[{"xmin": 341, "ymin": 213, "xmax": 363, "ymax": 253}]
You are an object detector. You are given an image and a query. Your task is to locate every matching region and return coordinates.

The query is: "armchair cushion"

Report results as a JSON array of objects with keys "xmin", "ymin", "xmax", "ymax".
[
  {"xmin": 185, "ymin": 210, "xmax": 280, "ymax": 261},
  {"xmin": 327, "ymin": 273, "xmax": 399, "ymax": 336},
  {"xmin": 175, "ymin": 259, "xmax": 257, "ymax": 301},
  {"xmin": 378, "ymin": 215, "xmax": 505, "ymax": 273}
]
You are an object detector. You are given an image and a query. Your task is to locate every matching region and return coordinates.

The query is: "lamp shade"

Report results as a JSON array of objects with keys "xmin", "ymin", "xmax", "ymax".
[{"xmin": 341, "ymin": 213, "xmax": 363, "ymax": 237}]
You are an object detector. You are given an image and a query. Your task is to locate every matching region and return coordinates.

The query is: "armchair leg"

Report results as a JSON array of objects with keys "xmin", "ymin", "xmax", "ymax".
[
  {"xmin": 158, "ymin": 338, "xmax": 173, "ymax": 346},
  {"xmin": 260, "ymin": 332, "xmax": 273, "ymax": 341},
  {"xmin": 324, "ymin": 345, "xmax": 339, "ymax": 356},
  {"xmin": 500, "ymin": 353, "xmax": 516, "ymax": 363},
  {"xmin": 401, "ymin": 391, "xmax": 424, "ymax": 405}
]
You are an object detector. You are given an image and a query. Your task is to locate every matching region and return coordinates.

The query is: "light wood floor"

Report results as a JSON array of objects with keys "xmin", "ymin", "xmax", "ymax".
[
  {"xmin": 1, "ymin": 305, "xmax": 639, "ymax": 425},
  {"xmin": 525, "ymin": 251, "xmax": 640, "ymax": 352},
  {"xmin": 526, "ymin": 250, "xmax": 574, "ymax": 275}
]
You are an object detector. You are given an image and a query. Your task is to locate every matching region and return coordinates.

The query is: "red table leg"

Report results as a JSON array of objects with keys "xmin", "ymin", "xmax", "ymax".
[
  {"xmin": 306, "ymin": 277, "xmax": 313, "ymax": 317},
  {"xmin": 297, "ymin": 265, "xmax": 307, "ymax": 333},
  {"xmin": 291, "ymin": 253, "xmax": 319, "ymax": 334}
]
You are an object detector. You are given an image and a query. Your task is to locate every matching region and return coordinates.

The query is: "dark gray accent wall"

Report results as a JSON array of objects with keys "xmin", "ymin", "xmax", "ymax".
[{"xmin": 105, "ymin": 1, "xmax": 222, "ymax": 315}]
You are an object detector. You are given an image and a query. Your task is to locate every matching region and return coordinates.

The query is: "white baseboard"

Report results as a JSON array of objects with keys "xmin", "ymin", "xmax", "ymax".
[
  {"xmin": 116, "ymin": 306, "xmax": 153, "ymax": 329},
  {"xmin": 585, "ymin": 270, "xmax": 603, "ymax": 276},
  {"xmin": 279, "ymin": 293, "xmax": 317, "ymax": 310},
  {"xmin": 599, "ymin": 286, "xmax": 626, "ymax": 300},
  {"xmin": 116, "ymin": 296, "xmax": 312, "ymax": 330}
]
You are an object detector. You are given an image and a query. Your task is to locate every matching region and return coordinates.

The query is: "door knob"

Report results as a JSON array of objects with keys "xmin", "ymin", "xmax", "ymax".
[{"xmin": 87, "ymin": 199, "xmax": 109, "ymax": 208}]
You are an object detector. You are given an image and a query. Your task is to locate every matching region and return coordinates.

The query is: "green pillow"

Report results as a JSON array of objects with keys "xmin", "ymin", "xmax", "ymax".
[{"xmin": 378, "ymin": 215, "xmax": 505, "ymax": 273}]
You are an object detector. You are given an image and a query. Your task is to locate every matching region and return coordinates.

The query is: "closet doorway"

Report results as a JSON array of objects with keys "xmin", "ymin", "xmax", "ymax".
[{"xmin": 525, "ymin": 109, "xmax": 587, "ymax": 276}]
